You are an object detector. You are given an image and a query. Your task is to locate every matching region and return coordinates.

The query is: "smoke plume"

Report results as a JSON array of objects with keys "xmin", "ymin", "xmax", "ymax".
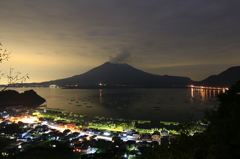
[{"xmin": 109, "ymin": 48, "xmax": 132, "ymax": 63}]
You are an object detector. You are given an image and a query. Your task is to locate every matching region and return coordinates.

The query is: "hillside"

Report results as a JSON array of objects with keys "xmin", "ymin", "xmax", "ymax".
[
  {"xmin": 0, "ymin": 89, "xmax": 46, "ymax": 107},
  {"xmin": 39, "ymin": 62, "xmax": 193, "ymax": 88},
  {"xmin": 25, "ymin": 63, "xmax": 240, "ymax": 88},
  {"xmin": 198, "ymin": 66, "xmax": 240, "ymax": 87}
]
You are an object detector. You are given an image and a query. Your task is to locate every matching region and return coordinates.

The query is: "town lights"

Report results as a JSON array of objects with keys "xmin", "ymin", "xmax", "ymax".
[{"xmin": 8, "ymin": 116, "xmax": 39, "ymax": 124}]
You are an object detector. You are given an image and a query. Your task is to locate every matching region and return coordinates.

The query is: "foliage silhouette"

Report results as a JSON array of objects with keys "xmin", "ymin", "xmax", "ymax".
[{"xmin": 0, "ymin": 43, "xmax": 29, "ymax": 91}]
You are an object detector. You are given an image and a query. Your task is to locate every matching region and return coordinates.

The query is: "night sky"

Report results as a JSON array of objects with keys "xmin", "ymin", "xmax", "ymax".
[{"xmin": 1, "ymin": 0, "xmax": 240, "ymax": 83}]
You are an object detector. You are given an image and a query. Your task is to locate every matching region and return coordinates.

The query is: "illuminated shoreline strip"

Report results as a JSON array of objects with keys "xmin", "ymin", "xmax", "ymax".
[{"xmin": 188, "ymin": 85, "xmax": 228, "ymax": 90}]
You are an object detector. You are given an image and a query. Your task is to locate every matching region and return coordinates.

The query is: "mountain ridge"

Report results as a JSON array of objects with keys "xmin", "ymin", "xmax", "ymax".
[
  {"xmin": 38, "ymin": 62, "xmax": 193, "ymax": 88},
  {"xmin": 198, "ymin": 66, "xmax": 240, "ymax": 87},
  {"xmin": 24, "ymin": 62, "xmax": 240, "ymax": 88}
]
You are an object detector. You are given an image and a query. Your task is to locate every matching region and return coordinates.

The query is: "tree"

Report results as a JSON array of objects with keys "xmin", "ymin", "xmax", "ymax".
[
  {"xmin": 203, "ymin": 80, "xmax": 240, "ymax": 158},
  {"xmin": 0, "ymin": 42, "xmax": 11, "ymax": 85},
  {"xmin": 0, "ymin": 42, "xmax": 11, "ymax": 63},
  {"xmin": 143, "ymin": 80, "xmax": 240, "ymax": 158},
  {"xmin": 0, "ymin": 42, "xmax": 29, "ymax": 91}
]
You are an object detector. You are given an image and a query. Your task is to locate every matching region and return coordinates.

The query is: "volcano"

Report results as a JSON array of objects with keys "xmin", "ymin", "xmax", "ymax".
[{"xmin": 38, "ymin": 62, "xmax": 193, "ymax": 88}]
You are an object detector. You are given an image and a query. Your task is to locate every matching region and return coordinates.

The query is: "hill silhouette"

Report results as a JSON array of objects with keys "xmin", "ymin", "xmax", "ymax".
[
  {"xmin": 198, "ymin": 66, "xmax": 240, "ymax": 87},
  {"xmin": 39, "ymin": 62, "xmax": 193, "ymax": 88},
  {"xmin": 24, "ymin": 63, "xmax": 240, "ymax": 88},
  {"xmin": 0, "ymin": 89, "xmax": 46, "ymax": 107}
]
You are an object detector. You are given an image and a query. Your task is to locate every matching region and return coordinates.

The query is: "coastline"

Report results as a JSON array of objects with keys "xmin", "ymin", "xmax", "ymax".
[{"xmin": 33, "ymin": 107, "xmax": 206, "ymax": 135}]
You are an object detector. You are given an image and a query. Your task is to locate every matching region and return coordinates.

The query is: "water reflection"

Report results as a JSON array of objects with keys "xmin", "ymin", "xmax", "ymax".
[
  {"xmin": 99, "ymin": 89, "xmax": 103, "ymax": 103},
  {"xmin": 190, "ymin": 87, "xmax": 225, "ymax": 100}
]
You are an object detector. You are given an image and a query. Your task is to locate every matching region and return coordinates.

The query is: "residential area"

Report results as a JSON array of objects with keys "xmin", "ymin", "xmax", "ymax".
[{"xmin": 0, "ymin": 105, "xmax": 192, "ymax": 159}]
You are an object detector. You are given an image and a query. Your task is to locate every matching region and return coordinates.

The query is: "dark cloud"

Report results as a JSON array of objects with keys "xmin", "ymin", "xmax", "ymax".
[{"xmin": 1, "ymin": 0, "xmax": 240, "ymax": 81}]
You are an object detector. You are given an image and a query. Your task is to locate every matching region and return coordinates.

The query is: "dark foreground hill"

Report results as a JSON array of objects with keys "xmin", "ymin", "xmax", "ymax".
[
  {"xmin": 39, "ymin": 62, "xmax": 193, "ymax": 88},
  {"xmin": 198, "ymin": 66, "xmax": 240, "ymax": 87},
  {"xmin": 0, "ymin": 90, "xmax": 46, "ymax": 107}
]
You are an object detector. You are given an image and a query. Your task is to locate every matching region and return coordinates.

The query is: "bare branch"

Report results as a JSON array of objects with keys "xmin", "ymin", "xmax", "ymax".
[
  {"xmin": 0, "ymin": 42, "xmax": 29, "ymax": 91},
  {"xmin": 0, "ymin": 43, "xmax": 11, "ymax": 63}
]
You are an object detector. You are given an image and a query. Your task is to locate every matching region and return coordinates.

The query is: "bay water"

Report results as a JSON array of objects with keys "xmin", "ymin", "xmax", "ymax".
[{"xmin": 14, "ymin": 87, "xmax": 222, "ymax": 122}]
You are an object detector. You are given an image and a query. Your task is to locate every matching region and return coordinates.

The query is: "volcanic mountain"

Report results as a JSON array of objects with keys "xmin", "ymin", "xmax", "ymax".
[{"xmin": 39, "ymin": 62, "xmax": 193, "ymax": 88}]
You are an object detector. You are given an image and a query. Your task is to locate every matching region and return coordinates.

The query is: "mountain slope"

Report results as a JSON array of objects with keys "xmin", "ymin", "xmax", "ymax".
[
  {"xmin": 198, "ymin": 66, "xmax": 240, "ymax": 87},
  {"xmin": 41, "ymin": 62, "xmax": 193, "ymax": 87}
]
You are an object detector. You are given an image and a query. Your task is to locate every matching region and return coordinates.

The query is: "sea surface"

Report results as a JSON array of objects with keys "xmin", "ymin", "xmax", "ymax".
[{"xmin": 14, "ymin": 87, "xmax": 223, "ymax": 122}]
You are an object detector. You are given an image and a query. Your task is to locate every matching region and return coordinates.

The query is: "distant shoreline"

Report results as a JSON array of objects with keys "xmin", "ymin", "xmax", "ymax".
[
  {"xmin": 0, "ymin": 85, "xmax": 190, "ymax": 89},
  {"xmin": 61, "ymin": 85, "xmax": 190, "ymax": 89}
]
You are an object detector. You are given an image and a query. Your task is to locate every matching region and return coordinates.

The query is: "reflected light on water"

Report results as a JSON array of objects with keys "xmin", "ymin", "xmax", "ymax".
[
  {"xmin": 99, "ymin": 89, "xmax": 103, "ymax": 103},
  {"xmin": 190, "ymin": 85, "xmax": 228, "ymax": 99}
]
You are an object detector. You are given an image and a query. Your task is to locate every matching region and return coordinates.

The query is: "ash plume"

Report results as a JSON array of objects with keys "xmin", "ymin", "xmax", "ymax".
[{"xmin": 109, "ymin": 48, "xmax": 132, "ymax": 63}]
